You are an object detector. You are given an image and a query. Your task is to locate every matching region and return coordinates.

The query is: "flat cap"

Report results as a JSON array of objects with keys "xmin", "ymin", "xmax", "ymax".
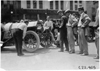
[
  {"xmin": 57, "ymin": 10, "xmax": 63, "ymax": 13},
  {"xmin": 93, "ymin": 1, "xmax": 98, "ymax": 4},
  {"xmin": 64, "ymin": 9, "xmax": 71, "ymax": 13},
  {"xmin": 78, "ymin": 7, "xmax": 84, "ymax": 11}
]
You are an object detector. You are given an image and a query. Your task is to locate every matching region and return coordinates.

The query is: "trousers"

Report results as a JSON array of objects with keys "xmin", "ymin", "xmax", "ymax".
[
  {"xmin": 95, "ymin": 29, "xmax": 99, "ymax": 57},
  {"xmin": 67, "ymin": 26, "xmax": 75, "ymax": 52},
  {"xmin": 60, "ymin": 29, "xmax": 69, "ymax": 51},
  {"xmin": 13, "ymin": 29, "xmax": 23, "ymax": 55},
  {"xmin": 73, "ymin": 27, "xmax": 78, "ymax": 44},
  {"xmin": 78, "ymin": 27, "xmax": 88, "ymax": 54}
]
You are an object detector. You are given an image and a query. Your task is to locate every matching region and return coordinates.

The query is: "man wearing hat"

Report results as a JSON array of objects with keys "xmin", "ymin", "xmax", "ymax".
[
  {"xmin": 65, "ymin": 10, "xmax": 78, "ymax": 53},
  {"xmin": 57, "ymin": 10, "xmax": 69, "ymax": 52},
  {"xmin": 78, "ymin": 7, "xmax": 91, "ymax": 55}
]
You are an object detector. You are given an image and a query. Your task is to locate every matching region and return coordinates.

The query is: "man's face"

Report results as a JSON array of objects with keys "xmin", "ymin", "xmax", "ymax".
[
  {"xmin": 79, "ymin": 10, "xmax": 83, "ymax": 15},
  {"xmin": 47, "ymin": 16, "xmax": 50, "ymax": 21},
  {"xmin": 65, "ymin": 12, "xmax": 70, "ymax": 17},
  {"xmin": 58, "ymin": 12, "xmax": 63, "ymax": 16},
  {"xmin": 25, "ymin": 22, "xmax": 29, "ymax": 25}
]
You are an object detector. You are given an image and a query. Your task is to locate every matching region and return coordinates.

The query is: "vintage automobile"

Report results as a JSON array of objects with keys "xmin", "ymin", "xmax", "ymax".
[
  {"xmin": 1, "ymin": 20, "xmax": 52, "ymax": 52},
  {"xmin": 24, "ymin": 20, "xmax": 52, "ymax": 52}
]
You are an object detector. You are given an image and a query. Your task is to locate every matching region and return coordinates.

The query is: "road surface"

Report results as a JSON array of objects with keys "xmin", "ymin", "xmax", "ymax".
[{"xmin": 1, "ymin": 42, "xmax": 99, "ymax": 70}]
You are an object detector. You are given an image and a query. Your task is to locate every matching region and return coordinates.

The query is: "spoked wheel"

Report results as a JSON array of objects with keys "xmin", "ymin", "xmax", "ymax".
[
  {"xmin": 23, "ymin": 31, "xmax": 40, "ymax": 52},
  {"xmin": 41, "ymin": 40, "xmax": 51, "ymax": 48},
  {"xmin": 40, "ymin": 33, "xmax": 52, "ymax": 48}
]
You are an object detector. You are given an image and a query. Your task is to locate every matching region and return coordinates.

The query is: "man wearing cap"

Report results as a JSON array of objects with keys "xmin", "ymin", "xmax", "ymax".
[
  {"xmin": 65, "ymin": 10, "xmax": 78, "ymax": 53},
  {"xmin": 10, "ymin": 20, "xmax": 29, "ymax": 56},
  {"xmin": 57, "ymin": 10, "xmax": 69, "ymax": 52},
  {"xmin": 93, "ymin": 1, "xmax": 99, "ymax": 59},
  {"xmin": 78, "ymin": 7, "xmax": 91, "ymax": 55}
]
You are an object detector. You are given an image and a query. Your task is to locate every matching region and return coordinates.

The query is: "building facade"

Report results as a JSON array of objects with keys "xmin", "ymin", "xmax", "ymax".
[{"xmin": 1, "ymin": 0, "xmax": 97, "ymax": 22}]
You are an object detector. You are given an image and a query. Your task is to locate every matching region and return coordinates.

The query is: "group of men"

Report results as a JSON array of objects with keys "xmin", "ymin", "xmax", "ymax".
[
  {"xmin": 1, "ymin": 2, "xmax": 99, "ymax": 58},
  {"xmin": 56, "ymin": 1, "xmax": 99, "ymax": 59},
  {"xmin": 57, "ymin": 7, "xmax": 90, "ymax": 54}
]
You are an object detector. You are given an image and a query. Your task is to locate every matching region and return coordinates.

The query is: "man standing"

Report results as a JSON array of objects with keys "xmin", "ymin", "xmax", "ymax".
[
  {"xmin": 72, "ymin": 13, "xmax": 80, "ymax": 45},
  {"xmin": 93, "ymin": 1, "xmax": 99, "ymax": 59},
  {"xmin": 78, "ymin": 7, "xmax": 91, "ymax": 55},
  {"xmin": 57, "ymin": 10, "xmax": 69, "ymax": 52},
  {"xmin": 65, "ymin": 10, "xmax": 78, "ymax": 53},
  {"xmin": 11, "ymin": 20, "xmax": 29, "ymax": 56}
]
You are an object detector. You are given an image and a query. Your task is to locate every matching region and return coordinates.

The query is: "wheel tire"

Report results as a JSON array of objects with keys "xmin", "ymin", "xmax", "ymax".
[
  {"xmin": 41, "ymin": 35, "xmax": 52, "ymax": 48},
  {"xmin": 23, "ymin": 31, "xmax": 40, "ymax": 52}
]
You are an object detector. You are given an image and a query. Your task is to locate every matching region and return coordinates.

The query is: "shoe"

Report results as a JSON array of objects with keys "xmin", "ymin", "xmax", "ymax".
[
  {"xmin": 52, "ymin": 43, "xmax": 56, "ymax": 47},
  {"xmin": 94, "ymin": 56, "xmax": 99, "ymax": 59},
  {"xmin": 78, "ymin": 52, "xmax": 83, "ymax": 54},
  {"xmin": 69, "ymin": 51, "xmax": 75, "ymax": 54},
  {"xmin": 71, "ymin": 51, "xmax": 75, "ymax": 53},
  {"xmin": 18, "ymin": 53, "xmax": 24, "ymax": 56},
  {"xmin": 59, "ymin": 50, "xmax": 64, "ymax": 52},
  {"xmin": 82, "ymin": 53, "xmax": 88, "ymax": 56},
  {"xmin": 65, "ymin": 49, "xmax": 69, "ymax": 51}
]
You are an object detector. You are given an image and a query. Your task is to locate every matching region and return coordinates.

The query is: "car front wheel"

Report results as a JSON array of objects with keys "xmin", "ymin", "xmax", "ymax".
[{"xmin": 23, "ymin": 31, "xmax": 40, "ymax": 52}]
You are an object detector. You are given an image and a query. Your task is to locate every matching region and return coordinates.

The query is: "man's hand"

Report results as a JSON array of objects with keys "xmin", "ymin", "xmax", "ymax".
[
  {"xmin": 81, "ymin": 24, "xmax": 85, "ymax": 28},
  {"xmin": 22, "ymin": 36, "xmax": 25, "ymax": 41},
  {"xmin": 93, "ymin": 22, "xmax": 98, "ymax": 27},
  {"xmin": 72, "ymin": 24, "xmax": 74, "ymax": 27},
  {"xmin": 59, "ymin": 26, "xmax": 62, "ymax": 28}
]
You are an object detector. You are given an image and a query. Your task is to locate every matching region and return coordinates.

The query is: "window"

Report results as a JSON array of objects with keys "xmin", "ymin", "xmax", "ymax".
[
  {"xmin": 7, "ymin": 0, "xmax": 10, "ymax": 4},
  {"xmin": 79, "ymin": 5, "xmax": 82, "ymax": 7},
  {"xmin": 4, "ymin": 1, "xmax": 7, "ymax": 4},
  {"xmin": 50, "ymin": 1, "xmax": 53, "ymax": 9},
  {"xmin": 14, "ymin": 1, "xmax": 21, "ymax": 9},
  {"xmin": 33, "ymin": 1, "xmax": 37, "ymax": 8},
  {"xmin": 70, "ymin": 1, "xmax": 73, "ymax": 10},
  {"xmin": 55, "ymin": 1, "xmax": 59, "ymax": 10},
  {"xmin": 27, "ymin": 0, "xmax": 31, "ymax": 8},
  {"xmin": 39, "ymin": 1, "xmax": 43, "ymax": 9},
  {"xmin": 75, "ymin": 5, "xmax": 77, "ymax": 10},
  {"xmin": 79, "ymin": 1, "xmax": 82, "ymax": 3},
  {"xmin": 75, "ymin": 1, "xmax": 77, "ymax": 3},
  {"xmin": 7, "ymin": 0, "xmax": 10, "ymax": 3},
  {"xmin": 10, "ymin": 1, "xmax": 13, "ymax": 4},
  {"xmin": 61, "ymin": 1, "xmax": 64, "ymax": 10},
  {"xmin": 1, "ymin": 0, "xmax": 4, "ymax": 5}
]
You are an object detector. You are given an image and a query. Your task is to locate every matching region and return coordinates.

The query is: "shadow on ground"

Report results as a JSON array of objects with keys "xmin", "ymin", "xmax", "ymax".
[{"xmin": 1, "ymin": 46, "xmax": 59, "ymax": 57}]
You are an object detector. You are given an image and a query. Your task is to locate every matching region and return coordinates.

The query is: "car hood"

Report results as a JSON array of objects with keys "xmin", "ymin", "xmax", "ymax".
[{"xmin": 28, "ymin": 21, "xmax": 37, "ymax": 27}]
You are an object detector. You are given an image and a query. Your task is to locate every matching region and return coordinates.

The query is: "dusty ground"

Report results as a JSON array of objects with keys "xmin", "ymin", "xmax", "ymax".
[{"xmin": 1, "ymin": 42, "xmax": 99, "ymax": 70}]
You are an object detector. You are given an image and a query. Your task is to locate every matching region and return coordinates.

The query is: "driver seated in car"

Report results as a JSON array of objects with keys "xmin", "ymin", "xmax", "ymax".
[{"xmin": 43, "ymin": 16, "xmax": 55, "ymax": 43}]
